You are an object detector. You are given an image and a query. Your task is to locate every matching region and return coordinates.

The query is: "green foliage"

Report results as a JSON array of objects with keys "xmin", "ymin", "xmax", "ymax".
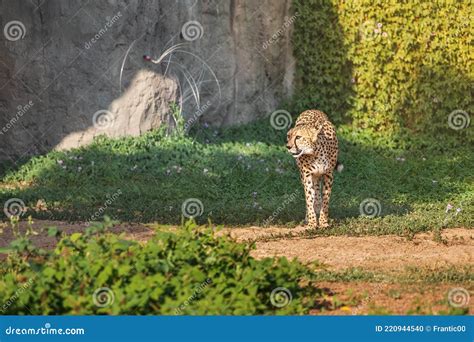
[
  {"xmin": 292, "ymin": 0, "xmax": 472, "ymax": 140},
  {"xmin": 0, "ymin": 220, "xmax": 320, "ymax": 315}
]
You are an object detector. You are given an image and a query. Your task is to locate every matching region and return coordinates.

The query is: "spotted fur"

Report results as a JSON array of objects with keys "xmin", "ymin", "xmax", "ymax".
[{"xmin": 286, "ymin": 110, "xmax": 340, "ymax": 228}]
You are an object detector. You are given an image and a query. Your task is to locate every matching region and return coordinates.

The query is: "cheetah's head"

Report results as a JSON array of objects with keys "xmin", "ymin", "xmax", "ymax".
[{"xmin": 286, "ymin": 125, "xmax": 323, "ymax": 158}]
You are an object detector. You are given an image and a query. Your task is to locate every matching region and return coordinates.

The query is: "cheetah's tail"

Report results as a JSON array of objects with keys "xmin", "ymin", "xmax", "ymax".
[{"xmin": 336, "ymin": 161, "xmax": 344, "ymax": 173}]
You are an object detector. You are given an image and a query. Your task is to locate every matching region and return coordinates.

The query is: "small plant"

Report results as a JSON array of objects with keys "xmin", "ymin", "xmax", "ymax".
[
  {"xmin": 168, "ymin": 102, "xmax": 185, "ymax": 137},
  {"xmin": 0, "ymin": 216, "xmax": 39, "ymax": 256}
]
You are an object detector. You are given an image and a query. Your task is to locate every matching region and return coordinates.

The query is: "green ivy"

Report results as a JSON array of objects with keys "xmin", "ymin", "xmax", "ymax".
[{"xmin": 292, "ymin": 0, "xmax": 472, "ymax": 141}]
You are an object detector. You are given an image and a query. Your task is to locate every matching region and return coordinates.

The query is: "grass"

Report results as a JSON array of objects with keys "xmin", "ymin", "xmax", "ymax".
[
  {"xmin": 312, "ymin": 266, "xmax": 474, "ymax": 284},
  {"xmin": 0, "ymin": 119, "xmax": 472, "ymax": 236}
]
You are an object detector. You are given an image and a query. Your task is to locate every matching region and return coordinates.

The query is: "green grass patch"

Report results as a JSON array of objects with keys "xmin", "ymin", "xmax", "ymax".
[
  {"xmin": 312, "ymin": 266, "xmax": 473, "ymax": 284},
  {"xmin": 1, "ymin": 120, "xmax": 472, "ymax": 236}
]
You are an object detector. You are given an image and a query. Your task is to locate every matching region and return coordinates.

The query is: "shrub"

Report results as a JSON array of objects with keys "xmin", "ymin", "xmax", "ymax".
[
  {"xmin": 292, "ymin": 0, "xmax": 472, "ymax": 141},
  {"xmin": 0, "ymin": 219, "xmax": 320, "ymax": 315}
]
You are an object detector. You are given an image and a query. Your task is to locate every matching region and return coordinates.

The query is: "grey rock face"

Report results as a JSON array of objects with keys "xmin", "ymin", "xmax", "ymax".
[{"xmin": 0, "ymin": 0, "xmax": 295, "ymax": 159}]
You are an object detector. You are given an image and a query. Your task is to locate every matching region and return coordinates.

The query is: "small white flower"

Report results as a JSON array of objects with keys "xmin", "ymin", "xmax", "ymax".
[
  {"xmin": 57, "ymin": 160, "xmax": 64, "ymax": 165},
  {"xmin": 203, "ymin": 168, "xmax": 209, "ymax": 173}
]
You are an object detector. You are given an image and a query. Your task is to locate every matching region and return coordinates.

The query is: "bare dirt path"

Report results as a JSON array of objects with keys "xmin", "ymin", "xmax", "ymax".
[
  {"xmin": 2, "ymin": 220, "xmax": 472, "ymax": 314},
  {"xmin": 226, "ymin": 226, "xmax": 474, "ymax": 272}
]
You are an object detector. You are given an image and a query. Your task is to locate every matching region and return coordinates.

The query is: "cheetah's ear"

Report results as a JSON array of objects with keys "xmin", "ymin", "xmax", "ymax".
[{"xmin": 310, "ymin": 124, "xmax": 323, "ymax": 143}]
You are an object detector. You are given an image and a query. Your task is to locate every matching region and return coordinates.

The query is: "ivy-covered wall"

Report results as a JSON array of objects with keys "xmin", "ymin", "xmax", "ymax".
[{"xmin": 292, "ymin": 0, "xmax": 472, "ymax": 141}]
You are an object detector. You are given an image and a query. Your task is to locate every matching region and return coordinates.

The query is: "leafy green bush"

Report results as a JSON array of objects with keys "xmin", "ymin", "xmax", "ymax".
[
  {"xmin": 0, "ymin": 219, "xmax": 320, "ymax": 315},
  {"xmin": 292, "ymin": 0, "xmax": 472, "ymax": 141}
]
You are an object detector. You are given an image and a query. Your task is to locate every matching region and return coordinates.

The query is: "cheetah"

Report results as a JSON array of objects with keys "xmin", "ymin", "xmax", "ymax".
[{"xmin": 286, "ymin": 110, "xmax": 342, "ymax": 228}]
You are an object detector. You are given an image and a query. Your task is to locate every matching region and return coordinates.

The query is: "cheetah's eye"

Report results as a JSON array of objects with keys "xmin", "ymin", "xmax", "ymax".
[{"xmin": 295, "ymin": 135, "xmax": 302, "ymax": 140}]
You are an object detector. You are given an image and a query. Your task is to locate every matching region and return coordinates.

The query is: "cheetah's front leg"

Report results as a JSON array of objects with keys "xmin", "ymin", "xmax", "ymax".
[
  {"xmin": 319, "ymin": 173, "xmax": 334, "ymax": 228},
  {"xmin": 312, "ymin": 174, "xmax": 322, "ymax": 216},
  {"xmin": 301, "ymin": 172, "xmax": 318, "ymax": 228}
]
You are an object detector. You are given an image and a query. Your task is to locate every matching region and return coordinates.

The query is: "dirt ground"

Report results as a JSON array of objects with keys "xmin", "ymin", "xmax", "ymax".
[
  {"xmin": 1, "ymin": 220, "xmax": 472, "ymax": 314},
  {"xmin": 226, "ymin": 226, "xmax": 474, "ymax": 271}
]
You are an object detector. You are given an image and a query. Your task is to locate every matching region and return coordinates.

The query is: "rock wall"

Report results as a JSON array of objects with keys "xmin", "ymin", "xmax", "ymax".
[{"xmin": 0, "ymin": 0, "xmax": 295, "ymax": 159}]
